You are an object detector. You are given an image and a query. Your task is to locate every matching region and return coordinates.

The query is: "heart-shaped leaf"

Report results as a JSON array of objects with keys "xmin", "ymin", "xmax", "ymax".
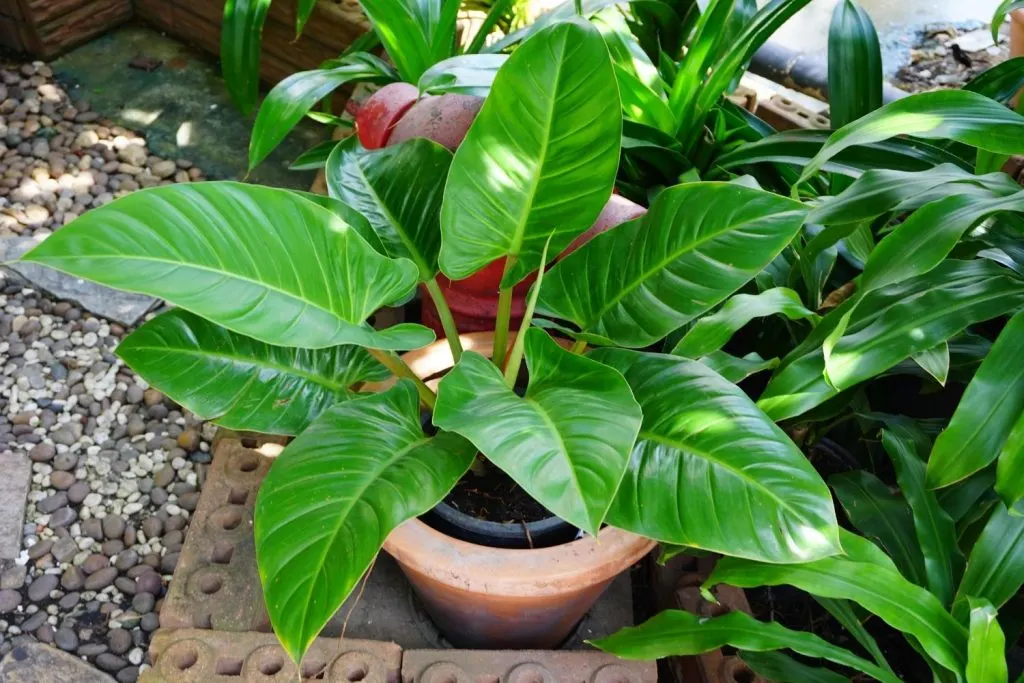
[
  {"xmin": 538, "ymin": 183, "xmax": 807, "ymax": 348},
  {"xmin": 433, "ymin": 328, "xmax": 641, "ymax": 534},
  {"xmin": 591, "ymin": 349, "xmax": 840, "ymax": 563},
  {"xmin": 21, "ymin": 182, "xmax": 433, "ymax": 351},
  {"xmin": 439, "ymin": 18, "xmax": 621, "ymax": 286},
  {"xmin": 255, "ymin": 380, "xmax": 475, "ymax": 665},
  {"xmin": 326, "ymin": 138, "xmax": 452, "ymax": 281},
  {"xmin": 117, "ymin": 309, "xmax": 388, "ymax": 435}
]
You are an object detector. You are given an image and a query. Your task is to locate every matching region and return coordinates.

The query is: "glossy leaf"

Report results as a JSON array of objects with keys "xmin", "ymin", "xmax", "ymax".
[
  {"xmin": 289, "ymin": 139, "xmax": 342, "ymax": 171},
  {"xmin": 707, "ymin": 556, "xmax": 968, "ymax": 676},
  {"xmin": 592, "ymin": 609, "xmax": 901, "ymax": 683},
  {"xmin": 912, "ymin": 342, "xmax": 950, "ymax": 386},
  {"xmin": 740, "ymin": 651, "xmax": 849, "ymax": 683},
  {"xmin": 433, "ymin": 329, "xmax": 642, "ymax": 535},
  {"xmin": 965, "ymin": 57, "xmax": 1024, "ymax": 104},
  {"xmin": 954, "ymin": 502, "xmax": 1024, "ymax": 623},
  {"xmin": 699, "ymin": 351, "xmax": 779, "ymax": 383},
  {"xmin": 255, "ymin": 380, "xmax": 475, "ymax": 664},
  {"xmin": 967, "ymin": 598, "xmax": 1008, "ymax": 683},
  {"xmin": 249, "ymin": 54, "xmax": 396, "ymax": 170},
  {"xmin": 221, "ymin": 0, "xmax": 271, "ymax": 114},
  {"xmin": 759, "ymin": 260, "xmax": 1024, "ymax": 420},
  {"xmin": 617, "ymin": 64, "xmax": 675, "ymax": 133},
  {"xmin": 591, "ymin": 349, "xmax": 840, "ymax": 563},
  {"xmin": 992, "ymin": 0, "xmax": 1024, "ymax": 42},
  {"xmin": 417, "ymin": 54, "xmax": 507, "ymax": 97},
  {"xmin": 669, "ymin": 0, "xmax": 734, "ymax": 137},
  {"xmin": 827, "ymin": 0, "xmax": 882, "ymax": 128},
  {"xmin": 326, "ymin": 138, "xmax": 451, "ymax": 281},
  {"xmin": 807, "ymin": 165, "xmax": 1020, "ymax": 227},
  {"xmin": 814, "ymin": 597, "xmax": 893, "ymax": 673},
  {"xmin": 359, "ymin": 0, "xmax": 461, "ymax": 82},
  {"xmin": 882, "ymin": 430, "xmax": 964, "ymax": 607},
  {"xmin": 671, "ymin": 288, "xmax": 816, "ymax": 358},
  {"xmin": 995, "ymin": 412, "xmax": 1024, "ymax": 510},
  {"xmin": 439, "ymin": 19, "xmax": 621, "ymax": 286},
  {"xmin": 829, "ymin": 470, "xmax": 926, "ymax": 586},
  {"xmin": 928, "ymin": 311, "xmax": 1024, "ymax": 489},
  {"xmin": 118, "ymin": 309, "xmax": 388, "ymax": 435},
  {"xmin": 296, "ymin": 0, "xmax": 316, "ymax": 35},
  {"xmin": 798, "ymin": 90, "xmax": 1024, "ymax": 186},
  {"xmin": 939, "ymin": 468, "xmax": 997, "ymax": 523},
  {"xmin": 538, "ymin": 183, "xmax": 807, "ymax": 348},
  {"xmin": 862, "ymin": 192, "xmax": 1024, "ymax": 293},
  {"xmin": 21, "ymin": 182, "xmax": 432, "ymax": 351}
]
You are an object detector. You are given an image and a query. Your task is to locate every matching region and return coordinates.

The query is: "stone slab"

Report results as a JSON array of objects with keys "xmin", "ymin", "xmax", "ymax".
[
  {"xmin": 0, "ymin": 642, "xmax": 115, "ymax": 682},
  {"xmin": 160, "ymin": 440, "xmax": 634, "ymax": 649},
  {"xmin": 401, "ymin": 649, "xmax": 656, "ymax": 683},
  {"xmin": 140, "ymin": 629, "xmax": 401, "ymax": 683},
  {"xmin": 0, "ymin": 452, "xmax": 32, "ymax": 561},
  {"xmin": 0, "ymin": 236, "xmax": 158, "ymax": 327}
]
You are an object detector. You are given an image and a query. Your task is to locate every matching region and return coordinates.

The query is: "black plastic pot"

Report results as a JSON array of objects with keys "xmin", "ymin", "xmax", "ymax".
[{"xmin": 420, "ymin": 501, "xmax": 580, "ymax": 550}]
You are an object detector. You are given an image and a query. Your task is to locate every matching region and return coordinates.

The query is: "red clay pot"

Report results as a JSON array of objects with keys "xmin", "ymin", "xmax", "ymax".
[
  {"xmin": 388, "ymin": 93, "xmax": 485, "ymax": 151},
  {"xmin": 355, "ymin": 82, "xmax": 419, "ymax": 150},
  {"xmin": 366, "ymin": 332, "xmax": 656, "ymax": 649}
]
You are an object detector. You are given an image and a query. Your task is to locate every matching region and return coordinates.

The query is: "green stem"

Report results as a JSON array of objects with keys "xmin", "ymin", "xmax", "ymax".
[
  {"xmin": 570, "ymin": 339, "xmax": 587, "ymax": 354},
  {"xmin": 503, "ymin": 238, "xmax": 552, "ymax": 387},
  {"xmin": 425, "ymin": 278, "xmax": 463, "ymax": 363},
  {"xmin": 574, "ymin": 0, "xmax": 583, "ymax": 15},
  {"xmin": 368, "ymin": 349, "xmax": 436, "ymax": 409},
  {"xmin": 492, "ymin": 256, "xmax": 518, "ymax": 370}
]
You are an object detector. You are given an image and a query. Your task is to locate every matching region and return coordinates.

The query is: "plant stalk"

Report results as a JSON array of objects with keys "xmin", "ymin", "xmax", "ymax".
[
  {"xmin": 424, "ymin": 278, "xmax": 463, "ymax": 363},
  {"xmin": 368, "ymin": 349, "xmax": 436, "ymax": 409},
  {"xmin": 574, "ymin": 0, "xmax": 583, "ymax": 15},
  {"xmin": 492, "ymin": 256, "xmax": 518, "ymax": 369},
  {"xmin": 503, "ymin": 238, "xmax": 552, "ymax": 386},
  {"xmin": 570, "ymin": 339, "xmax": 587, "ymax": 354}
]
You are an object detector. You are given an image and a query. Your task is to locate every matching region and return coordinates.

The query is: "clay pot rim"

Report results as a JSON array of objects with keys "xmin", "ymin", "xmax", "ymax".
[{"xmin": 373, "ymin": 331, "xmax": 657, "ymax": 597}]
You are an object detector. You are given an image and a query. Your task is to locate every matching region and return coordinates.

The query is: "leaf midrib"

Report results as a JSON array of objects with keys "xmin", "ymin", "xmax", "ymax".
[
  {"xmin": 122, "ymin": 343, "xmax": 352, "ymax": 393},
  {"xmin": 580, "ymin": 201, "xmax": 804, "ymax": 333}
]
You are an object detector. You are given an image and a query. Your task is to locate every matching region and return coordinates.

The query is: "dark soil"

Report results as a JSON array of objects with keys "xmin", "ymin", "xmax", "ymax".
[{"xmin": 443, "ymin": 456, "xmax": 553, "ymax": 524}]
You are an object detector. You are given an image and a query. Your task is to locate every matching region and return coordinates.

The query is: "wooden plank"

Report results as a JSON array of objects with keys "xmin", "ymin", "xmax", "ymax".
[
  {"xmin": 35, "ymin": 0, "xmax": 130, "ymax": 57},
  {"xmin": 24, "ymin": 0, "xmax": 91, "ymax": 27}
]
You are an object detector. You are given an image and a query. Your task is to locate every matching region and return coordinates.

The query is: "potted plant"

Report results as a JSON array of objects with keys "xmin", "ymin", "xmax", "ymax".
[{"xmin": 20, "ymin": 13, "xmax": 851, "ymax": 670}]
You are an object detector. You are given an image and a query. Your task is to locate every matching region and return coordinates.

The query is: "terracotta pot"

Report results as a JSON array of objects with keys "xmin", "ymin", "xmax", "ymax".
[
  {"xmin": 355, "ymin": 82, "xmax": 419, "ymax": 150},
  {"xmin": 376, "ymin": 332, "xmax": 657, "ymax": 649},
  {"xmin": 387, "ymin": 93, "xmax": 485, "ymax": 151}
]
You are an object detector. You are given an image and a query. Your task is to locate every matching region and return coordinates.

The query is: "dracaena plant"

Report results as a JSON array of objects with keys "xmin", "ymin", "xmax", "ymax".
[{"xmin": 18, "ymin": 16, "xmax": 850, "ymax": 669}]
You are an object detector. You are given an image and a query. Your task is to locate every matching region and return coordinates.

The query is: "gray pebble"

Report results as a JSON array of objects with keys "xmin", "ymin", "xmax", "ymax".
[
  {"xmin": 107, "ymin": 627, "xmax": 131, "ymax": 654},
  {"xmin": 130, "ymin": 592, "xmax": 155, "ymax": 614},
  {"xmin": 95, "ymin": 653, "xmax": 127, "ymax": 672},
  {"xmin": 102, "ymin": 515, "xmax": 125, "ymax": 540},
  {"xmin": 66, "ymin": 481, "xmax": 90, "ymax": 504},
  {"xmin": 114, "ymin": 550, "xmax": 139, "ymax": 571},
  {"xmin": 48, "ymin": 470, "xmax": 75, "ymax": 489},
  {"xmin": 27, "ymin": 539, "xmax": 53, "ymax": 560},
  {"xmin": 48, "ymin": 506, "xmax": 76, "ymax": 528},
  {"xmin": 54, "ymin": 627, "xmax": 78, "ymax": 651},
  {"xmin": 152, "ymin": 466, "xmax": 174, "ymax": 488},
  {"xmin": 34, "ymin": 624, "xmax": 55, "ymax": 644},
  {"xmin": 140, "ymin": 612, "xmax": 159, "ymax": 632},
  {"xmin": 28, "ymin": 443, "xmax": 54, "ymax": 462},
  {"xmin": 60, "ymin": 566, "xmax": 84, "ymax": 591},
  {"xmin": 52, "ymin": 537, "xmax": 77, "ymax": 562},
  {"xmin": 0, "ymin": 588, "xmax": 21, "ymax": 612},
  {"xmin": 52, "ymin": 452, "xmax": 77, "ymax": 470},
  {"xmin": 82, "ymin": 553, "xmax": 108, "ymax": 574},
  {"xmin": 83, "ymin": 566, "xmax": 117, "ymax": 590},
  {"xmin": 101, "ymin": 540, "xmax": 124, "ymax": 556},
  {"xmin": 27, "ymin": 573, "xmax": 58, "ymax": 601},
  {"xmin": 82, "ymin": 519, "xmax": 103, "ymax": 541},
  {"xmin": 58, "ymin": 592, "xmax": 79, "ymax": 609},
  {"xmin": 37, "ymin": 491, "xmax": 68, "ymax": 513},
  {"xmin": 114, "ymin": 577, "xmax": 136, "ymax": 595},
  {"xmin": 134, "ymin": 572, "xmax": 161, "ymax": 595},
  {"xmin": 19, "ymin": 610, "xmax": 46, "ymax": 632},
  {"xmin": 116, "ymin": 667, "xmax": 140, "ymax": 683},
  {"xmin": 159, "ymin": 552, "xmax": 179, "ymax": 574},
  {"xmin": 77, "ymin": 643, "xmax": 108, "ymax": 656}
]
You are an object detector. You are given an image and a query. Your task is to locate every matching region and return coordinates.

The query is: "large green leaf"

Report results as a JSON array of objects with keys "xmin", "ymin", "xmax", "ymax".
[
  {"xmin": 967, "ymin": 598, "xmax": 1008, "ymax": 683},
  {"xmin": 740, "ymin": 651, "xmax": 850, "ymax": 683},
  {"xmin": 798, "ymin": 90, "xmax": 1024, "ymax": 186},
  {"xmin": 591, "ymin": 610, "xmax": 901, "ymax": 683},
  {"xmin": 814, "ymin": 597, "xmax": 893, "ymax": 674},
  {"xmin": 671, "ymin": 288, "xmax": 816, "ymax": 358},
  {"xmin": 417, "ymin": 54, "xmax": 507, "ymax": 97},
  {"xmin": 829, "ymin": 470, "xmax": 927, "ymax": 586},
  {"xmin": 714, "ymin": 129, "xmax": 973, "ymax": 178},
  {"xmin": 118, "ymin": 309, "xmax": 388, "ymax": 435},
  {"xmin": 759, "ymin": 260, "xmax": 1024, "ymax": 420},
  {"xmin": 537, "ymin": 183, "xmax": 807, "ymax": 348},
  {"xmin": 827, "ymin": 0, "xmax": 882, "ymax": 128},
  {"xmin": 807, "ymin": 165, "xmax": 1021, "ymax": 227},
  {"xmin": 254, "ymin": 380, "xmax": 475, "ymax": 665},
  {"xmin": 20, "ymin": 183, "xmax": 432, "ymax": 351},
  {"xmin": 939, "ymin": 468, "xmax": 997, "ymax": 523},
  {"xmin": 928, "ymin": 311, "xmax": 1024, "ymax": 489},
  {"xmin": 699, "ymin": 351, "xmax": 779, "ymax": 383},
  {"xmin": 591, "ymin": 349, "xmax": 840, "ymax": 563},
  {"xmin": 326, "ymin": 138, "xmax": 451, "ymax": 281},
  {"xmin": 992, "ymin": 0, "xmax": 1024, "ymax": 42},
  {"xmin": 862, "ymin": 192, "xmax": 1024, "ymax": 293},
  {"xmin": 438, "ymin": 18, "xmax": 621, "ymax": 286},
  {"xmin": 882, "ymin": 430, "xmax": 964, "ymax": 607},
  {"xmin": 954, "ymin": 502, "xmax": 1024, "ymax": 623},
  {"xmin": 221, "ymin": 0, "xmax": 271, "ymax": 114},
  {"xmin": 249, "ymin": 54, "xmax": 396, "ymax": 170},
  {"xmin": 965, "ymin": 58, "xmax": 1024, "ymax": 105},
  {"xmin": 707, "ymin": 555, "xmax": 969, "ymax": 676},
  {"xmin": 433, "ymin": 329, "xmax": 642, "ymax": 534},
  {"xmin": 358, "ymin": 0, "xmax": 461, "ymax": 82},
  {"xmin": 995, "ymin": 413, "xmax": 1024, "ymax": 510},
  {"xmin": 668, "ymin": 0, "xmax": 734, "ymax": 137}
]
